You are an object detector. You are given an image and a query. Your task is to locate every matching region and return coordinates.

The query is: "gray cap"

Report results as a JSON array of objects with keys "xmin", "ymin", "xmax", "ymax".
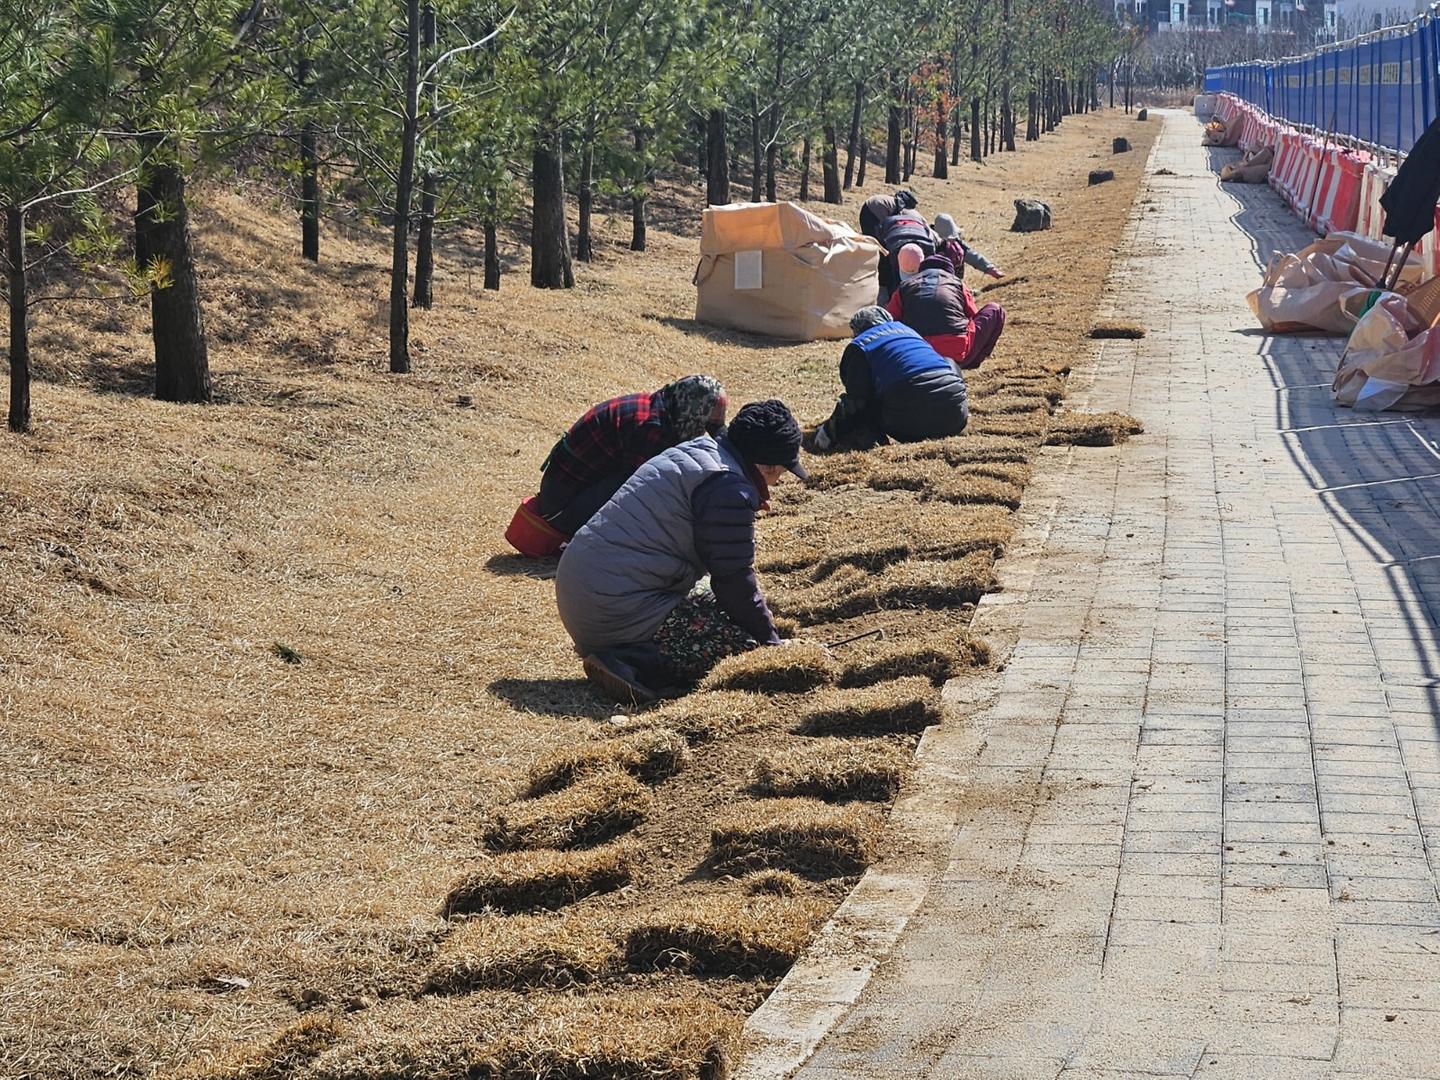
[
  {"xmin": 849, "ymin": 306, "xmax": 893, "ymax": 334},
  {"xmin": 932, "ymin": 213, "xmax": 961, "ymax": 240}
]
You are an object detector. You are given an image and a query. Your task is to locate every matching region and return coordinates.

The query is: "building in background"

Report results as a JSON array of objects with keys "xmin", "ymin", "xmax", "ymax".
[{"xmin": 1113, "ymin": 0, "xmax": 1424, "ymax": 37}]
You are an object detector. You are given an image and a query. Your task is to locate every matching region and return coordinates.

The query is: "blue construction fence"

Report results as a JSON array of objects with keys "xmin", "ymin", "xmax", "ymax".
[{"xmin": 1206, "ymin": 11, "xmax": 1440, "ymax": 154}]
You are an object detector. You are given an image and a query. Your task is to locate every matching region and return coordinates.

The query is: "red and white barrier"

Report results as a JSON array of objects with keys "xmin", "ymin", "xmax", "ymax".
[{"xmin": 1207, "ymin": 93, "xmax": 1439, "ymax": 280}]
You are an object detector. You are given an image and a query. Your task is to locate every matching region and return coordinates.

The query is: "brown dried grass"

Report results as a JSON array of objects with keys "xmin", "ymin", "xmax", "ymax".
[
  {"xmin": 423, "ymin": 915, "xmax": 616, "ymax": 993},
  {"xmin": 775, "ymin": 552, "xmax": 997, "ymax": 623},
  {"xmin": 710, "ymin": 798, "xmax": 880, "ymax": 877},
  {"xmin": 0, "ymin": 110, "xmax": 1156, "ymax": 1077},
  {"xmin": 441, "ymin": 843, "xmax": 642, "ymax": 917},
  {"xmin": 623, "ymin": 894, "xmax": 829, "ymax": 977},
  {"xmin": 306, "ymin": 994, "xmax": 738, "ymax": 1080},
  {"xmin": 795, "ymin": 677, "xmax": 942, "ymax": 736},
  {"xmin": 880, "ymin": 433, "xmax": 1035, "ymax": 466},
  {"xmin": 743, "ymin": 870, "xmax": 806, "ymax": 896},
  {"xmin": 700, "ymin": 642, "xmax": 838, "ymax": 694},
  {"xmin": 1044, "ymin": 411, "xmax": 1145, "ymax": 446},
  {"xmin": 965, "ymin": 412, "xmax": 1050, "ymax": 439},
  {"xmin": 865, "ymin": 461, "xmax": 1025, "ymax": 508},
  {"xmin": 482, "ymin": 771, "xmax": 652, "ymax": 852},
  {"xmin": 526, "ymin": 729, "xmax": 690, "ymax": 797},
  {"xmin": 839, "ymin": 630, "xmax": 992, "ymax": 687},
  {"xmin": 1089, "ymin": 321, "xmax": 1146, "ymax": 339},
  {"xmin": 753, "ymin": 740, "xmax": 911, "ymax": 802},
  {"xmin": 175, "ymin": 1014, "xmax": 346, "ymax": 1080},
  {"xmin": 617, "ymin": 690, "xmax": 773, "ymax": 745}
]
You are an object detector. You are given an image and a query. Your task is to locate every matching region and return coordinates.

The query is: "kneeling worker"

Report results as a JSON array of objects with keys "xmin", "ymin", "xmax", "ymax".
[
  {"xmin": 555, "ymin": 400, "xmax": 807, "ymax": 703},
  {"xmin": 886, "ymin": 250, "xmax": 1006, "ymax": 370},
  {"xmin": 811, "ymin": 307, "xmax": 969, "ymax": 451}
]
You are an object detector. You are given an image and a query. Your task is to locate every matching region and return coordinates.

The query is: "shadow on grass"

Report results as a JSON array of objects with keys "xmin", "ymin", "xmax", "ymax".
[
  {"xmin": 648, "ymin": 314, "xmax": 824, "ymax": 351},
  {"xmin": 484, "ymin": 553, "xmax": 559, "ymax": 579},
  {"xmin": 489, "ymin": 676, "xmax": 614, "ymax": 718}
]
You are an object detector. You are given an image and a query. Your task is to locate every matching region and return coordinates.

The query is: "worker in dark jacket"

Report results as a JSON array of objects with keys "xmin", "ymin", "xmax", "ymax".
[
  {"xmin": 885, "ymin": 251, "xmax": 1007, "ymax": 369},
  {"xmin": 535, "ymin": 375, "xmax": 727, "ymax": 537},
  {"xmin": 859, "ymin": 188, "xmax": 918, "ymax": 240},
  {"xmin": 811, "ymin": 307, "xmax": 969, "ymax": 452},
  {"xmin": 874, "ymin": 208, "xmax": 936, "ymax": 303},
  {"xmin": 555, "ymin": 400, "xmax": 808, "ymax": 703}
]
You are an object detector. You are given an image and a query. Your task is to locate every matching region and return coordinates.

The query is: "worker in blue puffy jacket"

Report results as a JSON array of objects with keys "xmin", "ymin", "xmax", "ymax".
[{"xmin": 810, "ymin": 306, "xmax": 969, "ymax": 452}]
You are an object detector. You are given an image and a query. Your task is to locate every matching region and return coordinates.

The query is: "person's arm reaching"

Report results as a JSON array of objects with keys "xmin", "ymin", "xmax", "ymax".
[
  {"xmin": 964, "ymin": 245, "xmax": 1003, "ymax": 278},
  {"xmin": 691, "ymin": 473, "xmax": 781, "ymax": 645}
]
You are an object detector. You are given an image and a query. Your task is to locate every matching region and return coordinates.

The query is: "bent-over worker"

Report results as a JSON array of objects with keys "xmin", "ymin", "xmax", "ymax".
[
  {"xmin": 810, "ymin": 307, "xmax": 969, "ymax": 452},
  {"xmin": 886, "ymin": 251, "xmax": 1007, "ymax": 370},
  {"xmin": 555, "ymin": 400, "xmax": 808, "ymax": 704},
  {"xmin": 536, "ymin": 375, "xmax": 726, "ymax": 537},
  {"xmin": 859, "ymin": 188, "xmax": 918, "ymax": 240}
]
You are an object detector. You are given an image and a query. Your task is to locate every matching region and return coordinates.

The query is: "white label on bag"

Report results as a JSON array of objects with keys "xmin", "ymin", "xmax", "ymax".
[{"xmin": 734, "ymin": 250, "xmax": 762, "ymax": 290}]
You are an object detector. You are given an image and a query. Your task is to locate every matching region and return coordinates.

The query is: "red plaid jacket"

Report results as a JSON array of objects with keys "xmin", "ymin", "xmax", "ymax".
[{"xmin": 543, "ymin": 391, "xmax": 671, "ymax": 490}]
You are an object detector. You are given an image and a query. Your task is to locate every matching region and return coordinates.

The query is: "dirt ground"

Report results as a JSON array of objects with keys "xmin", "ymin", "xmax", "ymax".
[{"xmin": 0, "ymin": 110, "xmax": 1155, "ymax": 1078}]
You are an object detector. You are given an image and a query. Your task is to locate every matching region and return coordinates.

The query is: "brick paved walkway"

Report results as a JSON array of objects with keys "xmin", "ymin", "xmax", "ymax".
[{"xmin": 771, "ymin": 111, "xmax": 1440, "ymax": 1078}]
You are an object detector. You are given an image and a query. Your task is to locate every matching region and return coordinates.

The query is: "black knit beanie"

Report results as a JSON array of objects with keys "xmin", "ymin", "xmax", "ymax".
[{"xmin": 727, "ymin": 399, "xmax": 808, "ymax": 479}]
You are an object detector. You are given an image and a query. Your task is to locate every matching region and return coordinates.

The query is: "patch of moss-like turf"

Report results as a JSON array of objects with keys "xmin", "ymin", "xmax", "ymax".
[{"xmin": 441, "ymin": 843, "xmax": 642, "ymax": 917}]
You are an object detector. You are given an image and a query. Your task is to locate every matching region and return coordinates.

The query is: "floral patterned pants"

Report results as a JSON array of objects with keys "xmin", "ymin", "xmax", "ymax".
[{"xmin": 653, "ymin": 586, "xmax": 758, "ymax": 684}]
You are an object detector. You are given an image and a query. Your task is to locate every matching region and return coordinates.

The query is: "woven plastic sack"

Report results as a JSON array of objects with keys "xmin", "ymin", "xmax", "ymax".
[
  {"xmin": 1247, "ymin": 232, "xmax": 1423, "ymax": 334},
  {"xmin": 1334, "ymin": 301, "xmax": 1440, "ymax": 411}
]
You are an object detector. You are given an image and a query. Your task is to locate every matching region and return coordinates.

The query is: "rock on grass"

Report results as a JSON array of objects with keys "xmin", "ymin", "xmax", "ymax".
[
  {"xmin": 1044, "ymin": 411, "xmax": 1145, "ymax": 447},
  {"xmin": 526, "ymin": 728, "xmax": 689, "ymax": 797},
  {"xmin": 424, "ymin": 915, "xmax": 615, "ymax": 993},
  {"xmin": 483, "ymin": 770, "xmax": 652, "ymax": 851},
  {"xmin": 442, "ymin": 842, "xmax": 642, "ymax": 917},
  {"xmin": 623, "ymin": 894, "xmax": 830, "ymax": 978},
  {"xmin": 710, "ymin": 798, "xmax": 879, "ymax": 877},
  {"xmin": 795, "ymin": 676, "xmax": 942, "ymax": 736},
  {"xmin": 754, "ymin": 740, "xmax": 910, "ymax": 801},
  {"xmin": 701, "ymin": 641, "xmax": 838, "ymax": 694}
]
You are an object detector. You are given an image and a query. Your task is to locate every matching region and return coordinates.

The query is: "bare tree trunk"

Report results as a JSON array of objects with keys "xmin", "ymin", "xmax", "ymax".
[
  {"xmin": 798, "ymin": 134, "xmax": 811, "ymax": 201},
  {"xmin": 695, "ymin": 111, "xmax": 708, "ymax": 178},
  {"xmin": 6, "ymin": 204, "xmax": 29, "ymax": 433},
  {"xmin": 530, "ymin": 124, "xmax": 573, "ymax": 288},
  {"xmin": 387, "ymin": 0, "xmax": 421, "ymax": 371},
  {"xmin": 951, "ymin": 103, "xmax": 962, "ymax": 165},
  {"xmin": 970, "ymin": 38, "xmax": 982, "ymax": 163},
  {"xmin": 411, "ymin": 4, "xmax": 438, "ymax": 309},
  {"xmin": 857, "ymin": 135, "xmax": 868, "ymax": 187},
  {"xmin": 483, "ymin": 188, "xmax": 500, "ymax": 291},
  {"xmin": 822, "ymin": 124, "xmax": 841, "ymax": 202},
  {"xmin": 706, "ymin": 109, "xmax": 730, "ymax": 205},
  {"xmin": 885, "ymin": 101, "xmax": 902, "ymax": 184},
  {"xmin": 137, "ymin": 155, "xmax": 212, "ymax": 402},
  {"xmin": 843, "ymin": 81, "xmax": 863, "ymax": 190},
  {"xmin": 576, "ymin": 140, "xmax": 595, "ymax": 262},
  {"xmin": 749, "ymin": 108, "xmax": 762, "ymax": 202},
  {"xmin": 631, "ymin": 126, "xmax": 648, "ymax": 252},
  {"xmin": 765, "ymin": 137, "xmax": 778, "ymax": 202},
  {"xmin": 933, "ymin": 96, "xmax": 947, "ymax": 178},
  {"xmin": 298, "ymin": 56, "xmax": 320, "ymax": 263}
]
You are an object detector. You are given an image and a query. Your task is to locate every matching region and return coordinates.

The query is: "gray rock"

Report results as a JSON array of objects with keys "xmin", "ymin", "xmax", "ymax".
[
  {"xmin": 1088, "ymin": 169, "xmax": 1115, "ymax": 186},
  {"xmin": 1113, "ymin": 137, "xmax": 1131, "ymax": 153},
  {"xmin": 1137, "ymin": 107, "xmax": 1149, "ymax": 121},
  {"xmin": 1010, "ymin": 197, "xmax": 1052, "ymax": 232}
]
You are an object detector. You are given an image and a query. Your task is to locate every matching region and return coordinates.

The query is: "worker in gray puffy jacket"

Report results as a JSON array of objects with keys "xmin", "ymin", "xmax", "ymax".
[{"xmin": 555, "ymin": 400, "xmax": 808, "ymax": 704}]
